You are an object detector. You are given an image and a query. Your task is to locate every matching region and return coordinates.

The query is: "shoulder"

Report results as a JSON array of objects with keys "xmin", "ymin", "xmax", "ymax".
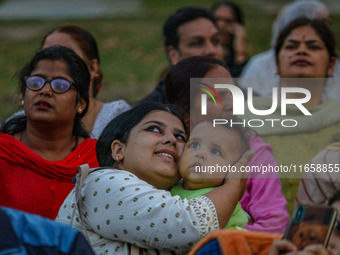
[
  {"xmin": 1, "ymin": 206, "xmax": 94, "ymax": 255},
  {"xmin": 83, "ymin": 168, "xmax": 148, "ymax": 192},
  {"xmin": 75, "ymin": 138, "xmax": 97, "ymax": 151},
  {"xmin": 99, "ymin": 100, "xmax": 131, "ymax": 119},
  {"xmin": 241, "ymin": 49, "xmax": 275, "ymax": 77},
  {"xmin": 103, "ymin": 100, "xmax": 131, "ymax": 111},
  {"xmin": 91, "ymin": 100, "xmax": 131, "ymax": 139},
  {"xmin": 311, "ymin": 146, "xmax": 340, "ymax": 164}
]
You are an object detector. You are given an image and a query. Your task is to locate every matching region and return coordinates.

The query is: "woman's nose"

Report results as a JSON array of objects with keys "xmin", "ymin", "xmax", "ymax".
[
  {"xmin": 162, "ymin": 132, "xmax": 177, "ymax": 145},
  {"xmin": 39, "ymin": 82, "xmax": 53, "ymax": 96},
  {"xmin": 296, "ymin": 44, "xmax": 308, "ymax": 55}
]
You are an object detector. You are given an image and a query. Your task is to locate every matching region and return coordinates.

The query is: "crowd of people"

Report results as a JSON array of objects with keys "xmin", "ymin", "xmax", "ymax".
[{"xmin": 1, "ymin": 0, "xmax": 340, "ymax": 254}]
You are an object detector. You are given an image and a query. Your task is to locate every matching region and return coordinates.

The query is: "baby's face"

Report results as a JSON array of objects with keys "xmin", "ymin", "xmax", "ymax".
[{"xmin": 179, "ymin": 122, "xmax": 242, "ymax": 190}]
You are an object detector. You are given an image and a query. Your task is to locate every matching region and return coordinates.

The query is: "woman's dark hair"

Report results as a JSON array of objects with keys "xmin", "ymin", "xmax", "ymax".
[
  {"xmin": 165, "ymin": 55, "xmax": 229, "ymax": 115},
  {"xmin": 211, "ymin": 1, "xmax": 245, "ymax": 25},
  {"xmin": 1, "ymin": 46, "xmax": 90, "ymax": 138},
  {"xmin": 96, "ymin": 101, "xmax": 187, "ymax": 167},
  {"xmin": 275, "ymin": 17, "xmax": 336, "ymax": 61},
  {"xmin": 42, "ymin": 25, "xmax": 102, "ymax": 97}
]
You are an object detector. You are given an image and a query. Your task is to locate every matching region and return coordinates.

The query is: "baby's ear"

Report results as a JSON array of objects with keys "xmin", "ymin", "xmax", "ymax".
[{"xmin": 111, "ymin": 140, "xmax": 125, "ymax": 163}]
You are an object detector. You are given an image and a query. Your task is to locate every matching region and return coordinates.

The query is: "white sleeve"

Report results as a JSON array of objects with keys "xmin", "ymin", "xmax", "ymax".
[{"xmin": 80, "ymin": 169, "xmax": 219, "ymax": 253}]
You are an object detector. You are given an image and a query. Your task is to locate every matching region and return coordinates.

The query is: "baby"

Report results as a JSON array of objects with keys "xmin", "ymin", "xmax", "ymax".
[{"xmin": 171, "ymin": 119, "xmax": 250, "ymax": 229}]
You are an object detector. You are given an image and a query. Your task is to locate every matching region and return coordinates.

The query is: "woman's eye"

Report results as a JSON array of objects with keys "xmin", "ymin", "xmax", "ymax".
[
  {"xmin": 284, "ymin": 44, "xmax": 296, "ymax": 50},
  {"xmin": 210, "ymin": 148, "xmax": 221, "ymax": 156},
  {"xmin": 175, "ymin": 134, "xmax": 186, "ymax": 142},
  {"xmin": 190, "ymin": 142, "xmax": 200, "ymax": 150},
  {"xmin": 147, "ymin": 126, "xmax": 160, "ymax": 133},
  {"xmin": 308, "ymin": 45, "xmax": 320, "ymax": 50}
]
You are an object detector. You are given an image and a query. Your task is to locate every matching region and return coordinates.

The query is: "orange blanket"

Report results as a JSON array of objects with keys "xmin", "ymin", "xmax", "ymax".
[{"xmin": 190, "ymin": 230, "xmax": 282, "ymax": 255}]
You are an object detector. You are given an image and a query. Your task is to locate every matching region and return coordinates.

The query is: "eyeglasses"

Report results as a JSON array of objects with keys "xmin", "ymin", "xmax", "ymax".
[{"xmin": 25, "ymin": 76, "xmax": 75, "ymax": 94}]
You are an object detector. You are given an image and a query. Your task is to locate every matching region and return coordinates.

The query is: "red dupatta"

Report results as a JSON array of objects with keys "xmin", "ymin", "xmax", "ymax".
[{"xmin": 0, "ymin": 133, "xmax": 99, "ymax": 219}]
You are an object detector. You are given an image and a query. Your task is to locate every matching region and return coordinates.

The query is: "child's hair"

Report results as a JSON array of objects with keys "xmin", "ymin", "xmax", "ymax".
[{"xmin": 198, "ymin": 116, "xmax": 250, "ymax": 157}]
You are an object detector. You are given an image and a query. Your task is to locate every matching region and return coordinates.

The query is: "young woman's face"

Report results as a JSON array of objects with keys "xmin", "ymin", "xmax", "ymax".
[
  {"xmin": 214, "ymin": 5, "xmax": 236, "ymax": 46},
  {"xmin": 24, "ymin": 59, "xmax": 85, "ymax": 127},
  {"xmin": 119, "ymin": 110, "xmax": 187, "ymax": 190},
  {"xmin": 43, "ymin": 32, "xmax": 88, "ymax": 63},
  {"xmin": 277, "ymin": 25, "xmax": 335, "ymax": 78}
]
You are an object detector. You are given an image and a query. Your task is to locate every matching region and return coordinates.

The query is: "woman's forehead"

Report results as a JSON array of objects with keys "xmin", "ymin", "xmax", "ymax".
[
  {"xmin": 285, "ymin": 26, "xmax": 321, "ymax": 41},
  {"xmin": 139, "ymin": 110, "xmax": 184, "ymax": 129}
]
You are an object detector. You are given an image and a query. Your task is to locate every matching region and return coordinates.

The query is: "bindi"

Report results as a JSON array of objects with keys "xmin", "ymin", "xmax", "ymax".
[{"xmin": 302, "ymin": 34, "xmax": 306, "ymax": 41}]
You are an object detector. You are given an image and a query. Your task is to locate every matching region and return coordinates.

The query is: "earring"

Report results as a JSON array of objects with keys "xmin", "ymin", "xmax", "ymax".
[
  {"xmin": 21, "ymin": 100, "xmax": 24, "ymax": 106},
  {"xmin": 116, "ymin": 156, "xmax": 122, "ymax": 163},
  {"xmin": 77, "ymin": 108, "xmax": 83, "ymax": 114}
]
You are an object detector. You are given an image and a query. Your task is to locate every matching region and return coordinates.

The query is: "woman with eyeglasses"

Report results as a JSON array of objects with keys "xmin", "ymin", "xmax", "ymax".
[
  {"xmin": 0, "ymin": 46, "xmax": 99, "ymax": 219},
  {"xmin": 7, "ymin": 25, "xmax": 130, "ymax": 138},
  {"xmin": 41, "ymin": 25, "xmax": 130, "ymax": 138}
]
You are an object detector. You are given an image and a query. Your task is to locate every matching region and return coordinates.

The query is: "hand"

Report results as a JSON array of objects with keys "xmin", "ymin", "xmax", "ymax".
[
  {"xmin": 223, "ymin": 149, "xmax": 254, "ymax": 199},
  {"xmin": 269, "ymin": 240, "xmax": 332, "ymax": 255},
  {"xmin": 294, "ymin": 244, "xmax": 332, "ymax": 255},
  {"xmin": 231, "ymin": 23, "xmax": 247, "ymax": 64},
  {"xmin": 268, "ymin": 239, "xmax": 297, "ymax": 255}
]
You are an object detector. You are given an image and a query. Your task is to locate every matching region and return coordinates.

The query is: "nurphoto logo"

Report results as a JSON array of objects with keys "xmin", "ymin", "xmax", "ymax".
[{"xmin": 197, "ymin": 80, "xmax": 312, "ymax": 128}]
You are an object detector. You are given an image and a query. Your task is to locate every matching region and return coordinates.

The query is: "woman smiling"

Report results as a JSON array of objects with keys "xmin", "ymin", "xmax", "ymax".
[{"xmin": 57, "ymin": 102, "xmax": 252, "ymax": 254}]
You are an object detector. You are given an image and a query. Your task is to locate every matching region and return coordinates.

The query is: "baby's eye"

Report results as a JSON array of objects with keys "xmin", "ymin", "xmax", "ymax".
[
  {"xmin": 210, "ymin": 148, "xmax": 221, "ymax": 156},
  {"xmin": 147, "ymin": 126, "xmax": 161, "ymax": 133},
  {"xmin": 190, "ymin": 142, "xmax": 200, "ymax": 150}
]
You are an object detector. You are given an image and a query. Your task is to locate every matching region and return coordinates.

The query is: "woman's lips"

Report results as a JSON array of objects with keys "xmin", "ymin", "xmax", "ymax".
[
  {"xmin": 292, "ymin": 59, "xmax": 312, "ymax": 66},
  {"xmin": 155, "ymin": 149, "xmax": 178, "ymax": 162},
  {"xmin": 35, "ymin": 100, "xmax": 52, "ymax": 109}
]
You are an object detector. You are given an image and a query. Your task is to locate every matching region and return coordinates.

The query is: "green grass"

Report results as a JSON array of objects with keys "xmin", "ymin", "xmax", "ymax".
[
  {"xmin": 0, "ymin": 0, "xmax": 277, "ymax": 119},
  {"xmin": 1, "ymin": 0, "xmax": 339, "ymax": 216}
]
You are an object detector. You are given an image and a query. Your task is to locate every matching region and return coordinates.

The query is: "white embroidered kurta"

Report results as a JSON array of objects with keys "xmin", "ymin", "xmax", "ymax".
[{"xmin": 56, "ymin": 169, "xmax": 219, "ymax": 255}]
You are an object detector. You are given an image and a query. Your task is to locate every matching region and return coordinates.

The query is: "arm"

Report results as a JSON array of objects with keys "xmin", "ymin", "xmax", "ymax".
[
  {"xmin": 76, "ymin": 151, "xmax": 252, "ymax": 252},
  {"xmin": 204, "ymin": 150, "xmax": 253, "ymax": 228},
  {"xmin": 241, "ymin": 135, "xmax": 289, "ymax": 234},
  {"xmin": 80, "ymin": 169, "xmax": 217, "ymax": 253},
  {"xmin": 295, "ymin": 148, "xmax": 340, "ymax": 206},
  {"xmin": 268, "ymin": 239, "xmax": 297, "ymax": 255},
  {"xmin": 231, "ymin": 23, "xmax": 248, "ymax": 64}
]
